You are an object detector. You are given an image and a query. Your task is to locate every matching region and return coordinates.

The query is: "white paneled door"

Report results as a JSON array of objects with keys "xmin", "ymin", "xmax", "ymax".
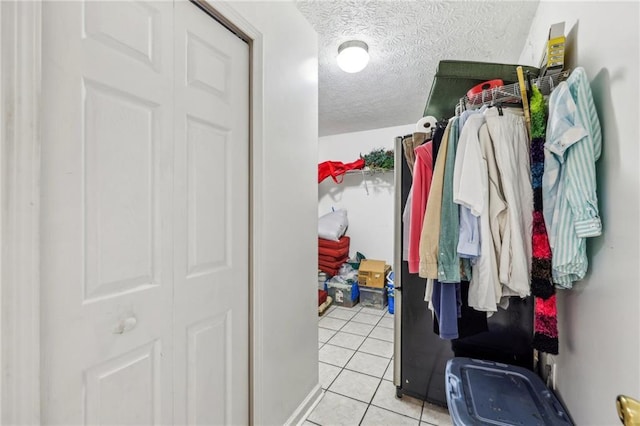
[
  {"xmin": 172, "ymin": 2, "xmax": 249, "ymax": 425},
  {"xmin": 40, "ymin": 1, "xmax": 249, "ymax": 424}
]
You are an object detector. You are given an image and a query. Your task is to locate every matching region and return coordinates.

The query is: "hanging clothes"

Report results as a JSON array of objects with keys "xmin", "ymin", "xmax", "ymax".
[
  {"xmin": 438, "ymin": 118, "xmax": 462, "ymax": 282},
  {"xmin": 404, "ymin": 132, "xmax": 431, "ymax": 262},
  {"xmin": 402, "ymin": 134, "xmax": 417, "ymax": 175},
  {"xmin": 430, "ymin": 280, "xmax": 459, "ymax": 339},
  {"xmin": 431, "ymin": 123, "xmax": 444, "ymax": 168},
  {"xmin": 455, "ymin": 109, "xmax": 484, "ymax": 260},
  {"xmin": 402, "ymin": 188, "xmax": 412, "ymax": 262},
  {"xmin": 407, "ymin": 141, "xmax": 433, "ymax": 273},
  {"xmin": 419, "ymin": 119, "xmax": 454, "ymax": 279},
  {"xmin": 432, "ymin": 118, "xmax": 462, "ymax": 338},
  {"xmin": 410, "ymin": 68, "xmax": 601, "ymax": 358},
  {"xmin": 485, "ymin": 107, "xmax": 533, "ymax": 298},
  {"xmin": 543, "ymin": 67, "xmax": 602, "ymax": 289},
  {"xmin": 529, "ymin": 83, "xmax": 559, "ymax": 355},
  {"xmin": 432, "ymin": 280, "xmax": 489, "ymax": 340},
  {"xmin": 454, "ymin": 113, "xmax": 504, "ymax": 313}
]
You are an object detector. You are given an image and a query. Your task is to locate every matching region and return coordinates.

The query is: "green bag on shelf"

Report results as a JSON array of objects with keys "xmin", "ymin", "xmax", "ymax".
[{"xmin": 347, "ymin": 252, "xmax": 366, "ymax": 270}]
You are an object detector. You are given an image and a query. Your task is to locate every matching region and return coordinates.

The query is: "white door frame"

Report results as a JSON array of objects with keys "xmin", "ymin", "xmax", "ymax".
[
  {"xmin": 0, "ymin": 1, "xmax": 265, "ymax": 424},
  {"xmin": 0, "ymin": 1, "xmax": 42, "ymax": 424}
]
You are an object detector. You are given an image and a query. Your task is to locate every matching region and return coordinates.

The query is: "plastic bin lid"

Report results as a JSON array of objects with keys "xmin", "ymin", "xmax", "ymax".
[
  {"xmin": 446, "ymin": 358, "xmax": 573, "ymax": 426},
  {"xmin": 327, "ymin": 281, "xmax": 354, "ymax": 291},
  {"xmin": 359, "ymin": 285, "xmax": 384, "ymax": 293}
]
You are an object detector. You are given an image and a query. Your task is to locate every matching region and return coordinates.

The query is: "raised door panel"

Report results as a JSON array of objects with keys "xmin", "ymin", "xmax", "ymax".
[
  {"xmin": 83, "ymin": 1, "xmax": 160, "ymax": 69},
  {"xmin": 83, "ymin": 80, "xmax": 161, "ymax": 301},
  {"xmin": 186, "ymin": 116, "xmax": 231, "ymax": 278},
  {"xmin": 186, "ymin": 313, "xmax": 232, "ymax": 425},
  {"xmin": 186, "ymin": 31, "xmax": 231, "ymax": 99},
  {"xmin": 84, "ymin": 341, "xmax": 162, "ymax": 425}
]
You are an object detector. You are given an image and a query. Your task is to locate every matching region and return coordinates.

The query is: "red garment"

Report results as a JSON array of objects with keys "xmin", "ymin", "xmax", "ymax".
[
  {"xmin": 529, "ymin": 110, "xmax": 558, "ymax": 354},
  {"xmin": 532, "ymin": 295, "xmax": 559, "ymax": 353},
  {"xmin": 318, "ymin": 159, "xmax": 365, "ymax": 183},
  {"xmin": 532, "ymin": 233, "xmax": 552, "ymax": 259},
  {"xmin": 531, "ymin": 196, "xmax": 558, "ymax": 354},
  {"xmin": 408, "ymin": 142, "xmax": 433, "ymax": 273},
  {"xmin": 532, "ymin": 212, "xmax": 552, "ymax": 259}
]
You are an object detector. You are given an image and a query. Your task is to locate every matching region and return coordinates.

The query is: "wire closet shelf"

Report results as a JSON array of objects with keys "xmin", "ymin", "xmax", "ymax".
[{"xmin": 456, "ymin": 70, "xmax": 570, "ymax": 115}]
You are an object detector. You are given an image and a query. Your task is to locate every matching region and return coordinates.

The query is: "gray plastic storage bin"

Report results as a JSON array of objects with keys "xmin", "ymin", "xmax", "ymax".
[
  {"xmin": 446, "ymin": 358, "xmax": 573, "ymax": 426},
  {"xmin": 359, "ymin": 286, "xmax": 387, "ymax": 310},
  {"xmin": 327, "ymin": 281, "xmax": 359, "ymax": 308}
]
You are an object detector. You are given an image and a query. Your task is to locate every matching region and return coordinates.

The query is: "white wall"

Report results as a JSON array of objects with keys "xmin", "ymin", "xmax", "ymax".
[
  {"xmin": 318, "ymin": 124, "xmax": 415, "ymax": 264},
  {"xmin": 519, "ymin": 3, "xmax": 640, "ymax": 424},
  {"xmin": 226, "ymin": 2, "xmax": 319, "ymax": 425}
]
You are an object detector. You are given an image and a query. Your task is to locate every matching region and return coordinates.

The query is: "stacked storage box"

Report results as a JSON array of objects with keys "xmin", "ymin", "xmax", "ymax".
[
  {"xmin": 318, "ymin": 236, "xmax": 350, "ymax": 276},
  {"xmin": 327, "ymin": 281, "xmax": 359, "ymax": 308},
  {"xmin": 357, "ymin": 259, "xmax": 390, "ymax": 310}
]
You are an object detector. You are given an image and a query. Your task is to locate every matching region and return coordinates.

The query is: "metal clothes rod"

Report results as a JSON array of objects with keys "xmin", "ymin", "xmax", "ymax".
[{"xmin": 457, "ymin": 70, "xmax": 570, "ymax": 114}]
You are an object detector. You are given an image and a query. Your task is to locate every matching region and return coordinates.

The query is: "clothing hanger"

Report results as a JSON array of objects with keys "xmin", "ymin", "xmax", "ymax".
[
  {"xmin": 416, "ymin": 115, "xmax": 438, "ymax": 138},
  {"xmin": 526, "ymin": 70, "xmax": 535, "ymax": 104},
  {"xmin": 487, "ymin": 89, "xmax": 503, "ymax": 116}
]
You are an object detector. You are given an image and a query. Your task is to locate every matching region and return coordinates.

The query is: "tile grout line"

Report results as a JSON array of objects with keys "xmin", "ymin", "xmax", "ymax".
[
  {"xmin": 316, "ymin": 391, "xmax": 428, "ymax": 425},
  {"xmin": 368, "ymin": 359, "xmax": 426, "ymax": 423},
  {"xmin": 320, "ymin": 307, "xmax": 368, "ymax": 391},
  {"xmin": 327, "ymin": 309, "xmax": 390, "ymax": 425},
  {"xmin": 322, "ymin": 307, "xmax": 382, "ymax": 391},
  {"xmin": 368, "ymin": 401, "xmax": 426, "ymax": 423},
  {"xmin": 319, "ymin": 306, "xmax": 450, "ymax": 425},
  {"xmin": 322, "ymin": 332, "xmax": 392, "ymax": 354},
  {"xmin": 315, "ymin": 305, "xmax": 405, "ymax": 425},
  {"xmin": 355, "ymin": 311, "xmax": 425, "ymax": 423},
  {"xmin": 357, "ymin": 370, "xmax": 385, "ymax": 426},
  {"xmin": 318, "ymin": 305, "xmax": 354, "ymax": 393},
  {"xmin": 319, "ymin": 305, "xmax": 387, "ymax": 399}
]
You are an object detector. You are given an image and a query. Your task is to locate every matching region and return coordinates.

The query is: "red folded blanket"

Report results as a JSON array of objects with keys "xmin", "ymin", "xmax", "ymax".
[
  {"xmin": 318, "ymin": 246, "xmax": 349, "ymax": 259},
  {"xmin": 319, "ymin": 254, "xmax": 348, "ymax": 264},
  {"xmin": 319, "ymin": 255, "xmax": 348, "ymax": 267},
  {"xmin": 318, "ymin": 264, "xmax": 339, "ymax": 276},
  {"xmin": 318, "ymin": 236, "xmax": 350, "ymax": 250}
]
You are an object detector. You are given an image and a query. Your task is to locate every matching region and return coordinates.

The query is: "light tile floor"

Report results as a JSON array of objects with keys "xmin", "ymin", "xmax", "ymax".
[{"xmin": 307, "ymin": 304, "xmax": 453, "ymax": 426}]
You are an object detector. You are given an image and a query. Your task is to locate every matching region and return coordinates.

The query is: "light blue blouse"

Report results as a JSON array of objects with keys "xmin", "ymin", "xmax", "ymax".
[{"xmin": 543, "ymin": 67, "xmax": 602, "ymax": 288}]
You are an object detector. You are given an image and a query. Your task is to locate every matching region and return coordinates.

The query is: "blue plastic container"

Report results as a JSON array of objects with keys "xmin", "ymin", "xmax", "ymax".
[
  {"xmin": 386, "ymin": 284, "xmax": 394, "ymax": 314},
  {"xmin": 386, "ymin": 272, "xmax": 395, "ymax": 314},
  {"xmin": 446, "ymin": 358, "xmax": 573, "ymax": 426}
]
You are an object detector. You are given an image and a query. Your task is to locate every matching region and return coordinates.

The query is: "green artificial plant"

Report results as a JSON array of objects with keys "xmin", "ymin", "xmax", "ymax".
[{"xmin": 361, "ymin": 148, "xmax": 394, "ymax": 171}]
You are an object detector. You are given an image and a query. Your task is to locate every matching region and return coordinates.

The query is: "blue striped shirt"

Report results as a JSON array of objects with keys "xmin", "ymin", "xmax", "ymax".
[{"xmin": 543, "ymin": 67, "xmax": 602, "ymax": 288}]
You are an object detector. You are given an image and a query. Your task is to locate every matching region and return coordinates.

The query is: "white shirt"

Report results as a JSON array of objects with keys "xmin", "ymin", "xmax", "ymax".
[{"xmin": 453, "ymin": 114, "xmax": 501, "ymax": 312}]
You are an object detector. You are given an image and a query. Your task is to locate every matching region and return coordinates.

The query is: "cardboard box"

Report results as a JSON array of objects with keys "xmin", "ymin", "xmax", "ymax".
[
  {"xmin": 358, "ymin": 259, "xmax": 391, "ymax": 288},
  {"xmin": 539, "ymin": 22, "xmax": 565, "ymax": 76}
]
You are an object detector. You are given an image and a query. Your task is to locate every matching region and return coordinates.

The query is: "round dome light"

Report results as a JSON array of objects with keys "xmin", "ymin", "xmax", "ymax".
[{"xmin": 337, "ymin": 40, "xmax": 369, "ymax": 73}]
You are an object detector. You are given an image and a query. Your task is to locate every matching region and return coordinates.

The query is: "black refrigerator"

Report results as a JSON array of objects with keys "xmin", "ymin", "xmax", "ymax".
[{"xmin": 392, "ymin": 136, "xmax": 534, "ymax": 407}]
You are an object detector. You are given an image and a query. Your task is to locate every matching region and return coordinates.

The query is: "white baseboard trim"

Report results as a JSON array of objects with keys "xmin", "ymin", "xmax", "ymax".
[{"xmin": 284, "ymin": 384, "xmax": 323, "ymax": 426}]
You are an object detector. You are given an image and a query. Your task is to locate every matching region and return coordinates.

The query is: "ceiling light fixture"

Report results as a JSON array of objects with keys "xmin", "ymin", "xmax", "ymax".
[{"xmin": 337, "ymin": 40, "xmax": 369, "ymax": 73}]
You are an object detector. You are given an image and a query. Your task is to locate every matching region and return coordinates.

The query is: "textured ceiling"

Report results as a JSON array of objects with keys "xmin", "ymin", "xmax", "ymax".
[{"xmin": 295, "ymin": 0, "xmax": 540, "ymax": 136}]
